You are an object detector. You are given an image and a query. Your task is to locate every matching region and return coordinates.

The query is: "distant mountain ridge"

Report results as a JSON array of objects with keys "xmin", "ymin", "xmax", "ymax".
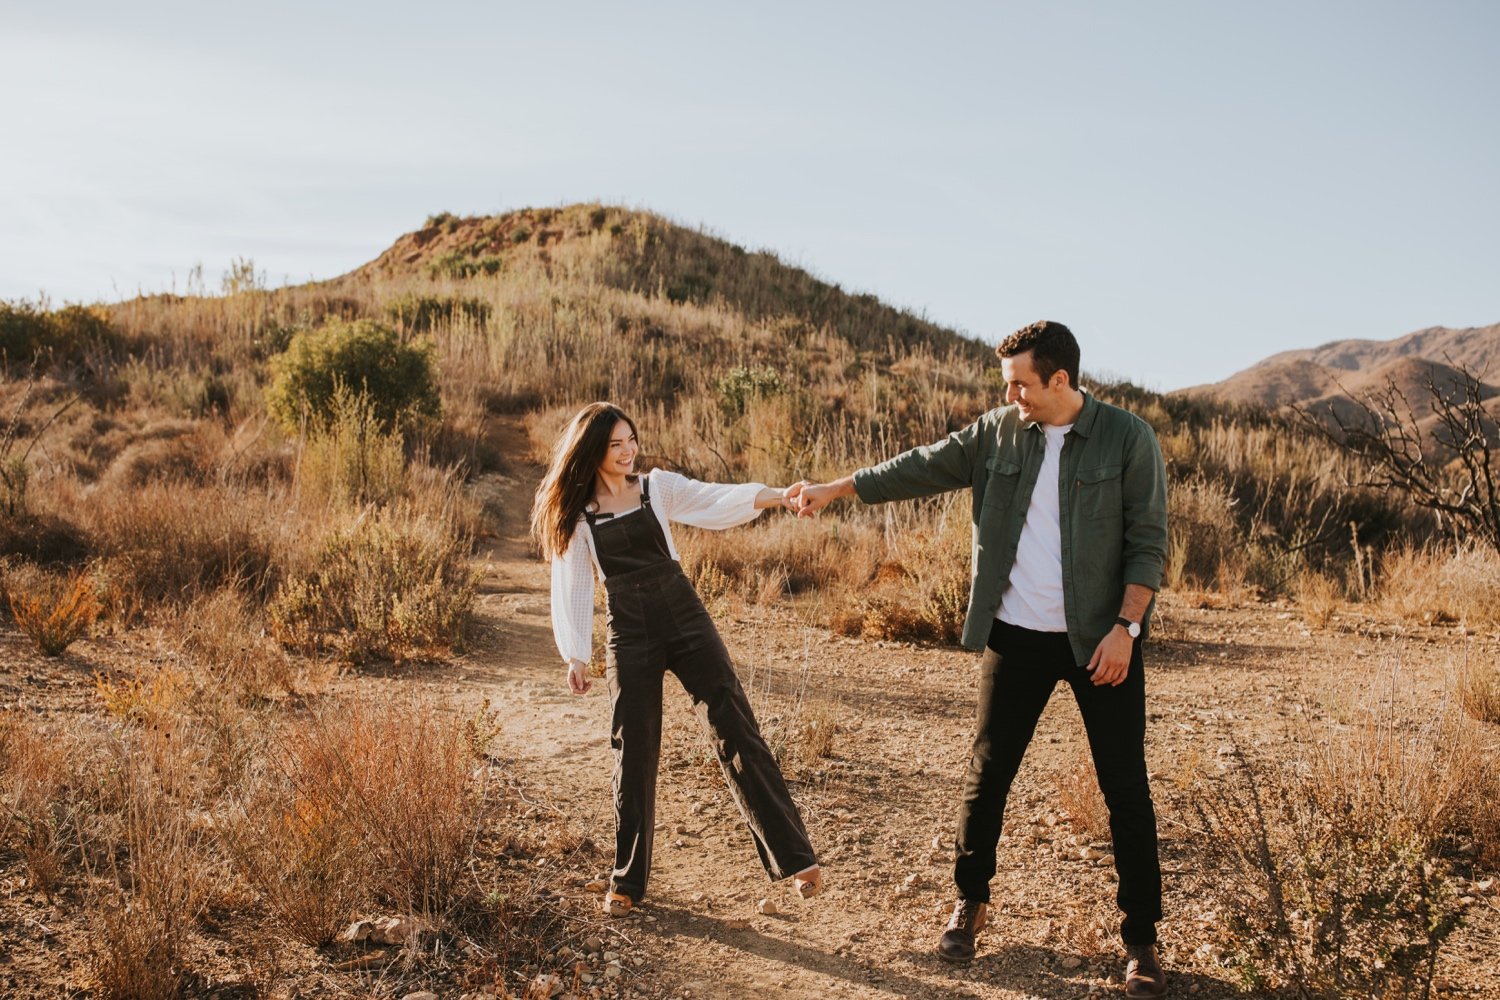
[{"xmin": 1177, "ymin": 322, "xmax": 1500, "ymax": 419}]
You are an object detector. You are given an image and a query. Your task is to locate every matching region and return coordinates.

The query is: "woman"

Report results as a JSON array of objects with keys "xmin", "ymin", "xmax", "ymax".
[{"xmin": 532, "ymin": 402, "xmax": 822, "ymax": 917}]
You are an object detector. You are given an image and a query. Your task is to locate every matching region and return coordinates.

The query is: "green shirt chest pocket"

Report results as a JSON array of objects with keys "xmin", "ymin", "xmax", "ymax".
[
  {"xmin": 1075, "ymin": 464, "xmax": 1123, "ymax": 521},
  {"xmin": 981, "ymin": 457, "xmax": 1023, "ymax": 511}
]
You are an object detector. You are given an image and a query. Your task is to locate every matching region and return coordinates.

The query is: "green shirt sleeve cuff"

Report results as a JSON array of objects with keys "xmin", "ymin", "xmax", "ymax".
[
  {"xmin": 1123, "ymin": 562, "xmax": 1163, "ymax": 592},
  {"xmin": 851, "ymin": 467, "xmax": 884, "ymax": 505}
]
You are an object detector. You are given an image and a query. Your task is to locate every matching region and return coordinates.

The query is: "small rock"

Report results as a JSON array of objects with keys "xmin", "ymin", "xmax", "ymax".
[
  {"xmin": 604, "ymin": 964, "xmax": 622, "ymax": 980},
  {"xmin": 1059, "ymin": 955, "xmax": 1082, "ymax": 970},
  {"xmin": 724, "ymin": 917, "xmax": 750, "ymax": 929},
  {"xmin": 338, "ymin": 919, "xmax": 375, "ymax": 943},
  {"xmin": 582, "ymin": 934, "xmax": 603, "ymax": 952},
  {"xmin": 584, "ymin": 879, "xmax": 608, "ymax": 893},
  {"xmin": 930, "ymin": 834, "xmax": 943, "ymax": 849},
  {"xmin": 404, "ymin": 993, "xmax": 441, "ymax": 1000},
  {"xmin": 689, "ymin": 800, "xmax": 706, "ymax": 815},
  {"xmin": 529, "ymin": 975, "xmax": 563, "ymax": 998},
  {"xmin": 756, "ymin": 898, "xmax": 778, "ymax": 915},
  {"xmin": 372, "ymin": 916, "xmax": 406, "ymax": 944},
  {"xmin": 689, "ymin": 891, "xmax": 706, "ymax": 903},
  {"xmin": 604, "ymin": 950, "xmax": 620, "ymax": 962},
  {"xmin": 1475, "ymin": 878, "xmax": 1495, "ymax": 894}
]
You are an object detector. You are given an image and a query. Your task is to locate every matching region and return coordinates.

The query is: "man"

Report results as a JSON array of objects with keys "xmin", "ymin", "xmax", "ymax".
[{"xmin": 794, "ymin": 321, "xmax": 1169, "ymax": 997}]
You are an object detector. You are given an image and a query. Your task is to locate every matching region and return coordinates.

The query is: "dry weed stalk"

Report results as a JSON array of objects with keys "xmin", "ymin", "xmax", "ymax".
[
  {"xmin": 1295, "ymin": 569, "xmax": 1342, "ymax": 628},
  {"xmin": 1054, "ymin": 761, "xmax": 1111, "ymax": 843}
]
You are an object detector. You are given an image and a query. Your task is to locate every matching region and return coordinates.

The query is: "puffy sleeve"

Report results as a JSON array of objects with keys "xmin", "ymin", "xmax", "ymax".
[
  {"xmin": 549, "ymin": 526, "xmax": 596, "ymax": 664},
  {"xmin": 651, "ymin": 469, "xmax": 767, "ymax": 530}
]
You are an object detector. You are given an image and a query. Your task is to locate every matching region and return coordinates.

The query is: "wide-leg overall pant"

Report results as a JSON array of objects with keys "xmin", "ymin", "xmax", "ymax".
[
  {"xmin": 589, "ymin": 482, "xmax": 817, "ymax": 902},
  {"xmin": 954, "ymin": 619, "xmax": 1163, "ymax": 945}
]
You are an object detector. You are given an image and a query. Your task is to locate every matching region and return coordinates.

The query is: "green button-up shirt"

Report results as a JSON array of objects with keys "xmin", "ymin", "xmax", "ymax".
[{"xmin": 851, "ymin": 392, "xmax": 1168, "ymax": 664}]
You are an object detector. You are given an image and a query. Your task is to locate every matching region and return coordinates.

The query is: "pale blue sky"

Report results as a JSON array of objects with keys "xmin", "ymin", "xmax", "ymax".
[{"xmin": 2, "ymin": 1, "xmax": 1495, "ymax": 389}]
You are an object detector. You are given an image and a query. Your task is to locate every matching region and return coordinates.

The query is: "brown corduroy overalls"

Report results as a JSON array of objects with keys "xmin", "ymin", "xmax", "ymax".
[{"xmin": 587, "ymin": 475, "xmax": 817, "ymax": 901}]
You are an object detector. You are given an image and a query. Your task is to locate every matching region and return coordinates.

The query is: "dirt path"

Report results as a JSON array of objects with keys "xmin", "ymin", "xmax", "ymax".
[{"xmin": 452, "ymin": 416, "xmax": 1500, "ymax": 1000}]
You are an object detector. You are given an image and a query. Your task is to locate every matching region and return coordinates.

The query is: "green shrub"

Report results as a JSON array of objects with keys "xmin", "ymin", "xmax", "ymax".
[
  {"xmin": 424, "ymin": 211, "xmax": 458, "ymax": 231},
  {"xmin": 717, "ymin": 365, "xmax": 786, "ymax": 416},
  {"xmin": 384, "ymin": 294, "xmax": 491, "ymax": 333},
  {"xmin": 425, "ymin": 252, "xmax": 503, "ymax": 280},
  {"xmin": 0, "ymin": 301, "xmax": 121, "ymax": 369},
  {"xmin": 266, "ymin": 320, "xmax": 440, "ymax": 433}
]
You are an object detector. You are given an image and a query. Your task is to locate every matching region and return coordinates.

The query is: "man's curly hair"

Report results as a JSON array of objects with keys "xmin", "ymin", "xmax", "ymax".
[{"xmin": 996, "ymin": 320, "xmax": 1080, "ymax": 390}]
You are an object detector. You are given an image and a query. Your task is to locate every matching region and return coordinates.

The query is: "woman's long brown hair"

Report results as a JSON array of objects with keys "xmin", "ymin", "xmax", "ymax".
[{"xmin": 530, "ymin": 402, "xmax": 639, "ymax": 559}]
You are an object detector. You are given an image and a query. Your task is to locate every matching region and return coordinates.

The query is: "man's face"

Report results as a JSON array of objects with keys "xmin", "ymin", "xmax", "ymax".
[{"xmin": 1000, "ymin": 351, "xmax": 1069, "ymax": 425}]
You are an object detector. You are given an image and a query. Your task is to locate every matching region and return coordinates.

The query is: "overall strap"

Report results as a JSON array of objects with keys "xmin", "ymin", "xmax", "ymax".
[{"xmin": 639, "ymin": 474, "xmax": 652, "ymax": 510}]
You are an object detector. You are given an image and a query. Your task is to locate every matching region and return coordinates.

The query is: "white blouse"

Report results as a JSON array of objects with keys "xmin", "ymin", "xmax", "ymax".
[{"xmin": 549, "ymin": 469, "xmax": 768, "ymax": 665}]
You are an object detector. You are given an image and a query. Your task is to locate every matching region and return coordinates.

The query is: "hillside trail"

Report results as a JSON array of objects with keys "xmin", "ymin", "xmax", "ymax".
[{"xmin": 451, "ymin": 415, "xmax": 1500, "ymax": 1000}]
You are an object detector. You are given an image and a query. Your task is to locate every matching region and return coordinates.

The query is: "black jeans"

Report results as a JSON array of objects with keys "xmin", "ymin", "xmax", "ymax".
[
  {"xmin": 954, "ymin": 619, "xmax": 1163, "ymax": 945},
  {"xmin": 604, "ymin": 563, "xmax": 817, "ymax": 901}
]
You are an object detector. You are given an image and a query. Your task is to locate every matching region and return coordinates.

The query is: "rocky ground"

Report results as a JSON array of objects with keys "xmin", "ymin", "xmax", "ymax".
[{"xmin": 466, "ymin": 458, "xmax": 1500, "ymax": 1000}]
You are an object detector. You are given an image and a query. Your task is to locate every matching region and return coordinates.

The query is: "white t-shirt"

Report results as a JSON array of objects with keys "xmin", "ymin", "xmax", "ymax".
[{"xmin": 997, "ymin": 422, "xmax": 1073, "ymax": 632}]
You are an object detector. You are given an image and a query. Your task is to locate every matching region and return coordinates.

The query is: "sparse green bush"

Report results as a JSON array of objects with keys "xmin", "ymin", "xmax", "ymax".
[
  {"xmin": 0, "ymin": 301, "xmax": 122, "ymax": 370},
  {"xmin": 717, "ymin": 365, "xmax": 786, "ymax": 417},
  {"xmin": 426, "ymin": 251, "xmax": 503, "ymax": 279},
  {"xmin": 424, "ymin": 211, "xmax": 458, "ymax": 231},
  {"xmin": 267, "ymin": 505, "xmax": 477, "ymax": 664},
  {"xmin": 385, "ymin": 293, "xmax": 491, "ymax": 332},
  {"xmin": 266, "ymin": 319, "xmax": 440, "ymax": 433}
]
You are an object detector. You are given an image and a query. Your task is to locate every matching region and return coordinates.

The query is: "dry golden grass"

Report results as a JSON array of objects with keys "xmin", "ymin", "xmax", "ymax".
[
  {"xmin": 88, "ymin": 731, "xmax": 215, "ymax": 1000},
  {"xmin": 1461, "ymin": 664, "xmax": 1500, "ymax": 726},
  {"xmin": 223, "ymin": 695, "xmax": 498, "ymax": 943},
  {"xmin": 0, "ymin": 714, "xmax": 80, "ymax": 900},
  {"xmin": 1379, "ymin": 544, "xmax": 1500, "ymax": 627}
]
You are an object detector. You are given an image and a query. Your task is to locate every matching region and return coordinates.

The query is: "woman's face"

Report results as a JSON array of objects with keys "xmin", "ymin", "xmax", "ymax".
[{"xmin": 596, "ymin": 418, "xmax": 638, "ymax": 479}]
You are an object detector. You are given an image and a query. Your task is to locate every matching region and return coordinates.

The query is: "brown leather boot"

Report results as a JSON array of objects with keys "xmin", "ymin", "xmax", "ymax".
[
  {"xmin": 936, "ymin": 899, "xmax": 989, "ymax": 964},
  {"xmin": 1124, "ymin": 944, "xmax": 1168, "ymax": 997}
]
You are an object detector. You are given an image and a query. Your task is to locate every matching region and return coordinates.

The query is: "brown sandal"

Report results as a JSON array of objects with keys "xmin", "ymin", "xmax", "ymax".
[
  {"xmin": 792, "ymin": 865, "xmax": 823, "ymax": 899},
  {"xmin": 602, "ymin": 891, "xmax": 633, "ymax": 917}
]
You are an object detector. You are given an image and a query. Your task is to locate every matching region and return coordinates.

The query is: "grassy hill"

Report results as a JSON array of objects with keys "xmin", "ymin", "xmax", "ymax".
[{"xmin": 1, "ymin": 203, "xmax": 1433, "ymax": 633}]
